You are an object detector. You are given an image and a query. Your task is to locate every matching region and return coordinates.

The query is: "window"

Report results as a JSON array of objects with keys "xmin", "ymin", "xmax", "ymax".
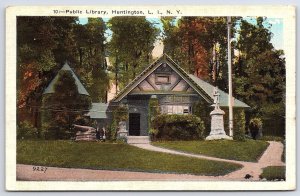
[
  {"xmin": 161, "ymin": 105, "xmax": 191, "ymax": 115},
  {"xmin": 155, "ymin": 74, "xmax": 170, "ymax": 84},
  {"xmin": 183, "ymin": 106, "xmax": 190, "ymax": 114}
]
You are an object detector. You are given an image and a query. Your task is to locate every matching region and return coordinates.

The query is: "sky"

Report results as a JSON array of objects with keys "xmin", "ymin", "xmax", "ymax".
[{"xmin": 79, "ymin": 16, "xmax": 283, "ymax": 50}]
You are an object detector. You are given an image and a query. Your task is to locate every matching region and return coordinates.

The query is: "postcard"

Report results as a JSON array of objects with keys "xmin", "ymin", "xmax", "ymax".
[{"xmin": 6, "ymin": 5, "xmax": 296, "ymax": 191}]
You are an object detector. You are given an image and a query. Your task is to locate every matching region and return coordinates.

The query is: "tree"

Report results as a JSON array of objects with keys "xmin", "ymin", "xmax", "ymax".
[
  {"xmin": 42, "ymin": 70, "xmax": 91, "ymax": 139},
  {"xmin": 17, "ymin": 16, "xmax": 78, "ymax": 127},
  {"xmin": 73, "ymin": 18, "xmax": 109, "ymax": 102},
  {"xmin": 108, "ymin": 17, "xmax": 159, "ymax": 89},
  {"xmin": 234, "ymin": 17, "xmax": 286, "ymax": 136},
  {"xmin": 161, "ymin": 16, "xmax": 239, "ymax": 86}
]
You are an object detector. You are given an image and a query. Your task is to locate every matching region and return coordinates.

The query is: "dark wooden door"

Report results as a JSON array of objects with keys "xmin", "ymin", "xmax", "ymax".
[{"xmin": 129, "ymin": 113, "xmax": 140, "ymax": 136}]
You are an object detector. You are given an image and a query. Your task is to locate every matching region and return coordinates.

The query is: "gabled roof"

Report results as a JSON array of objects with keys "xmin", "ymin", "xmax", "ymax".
[
  {"xmin": 85, "ymin": 103, "xmax": 108, "ymax": 119},
  {"xmin": 112, "ymin": 54, "xmax": 250, "ymax": 108},
  {"xmin": 43, "ymin": 62, "xmax": 90, "ymax": 96},
  {"xmin": 188, "ymin": 74, "xmax": 250, "ymax": 108},
  {"xmin": 112, "ymin": 54, "xmax": 213, "ymax": 103}
]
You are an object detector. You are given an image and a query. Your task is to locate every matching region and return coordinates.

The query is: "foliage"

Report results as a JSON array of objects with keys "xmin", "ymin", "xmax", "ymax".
[
  {"xmin": 148, "ymin": 97, "xmax": 160, "ymax": 131},
  {"xmin": 234, "ymin": 17, "xmax": 285, "ymax": 136},
  {"xmin": 223, "ymin": 108, "xmax": 246, "ymax": 140},
  {"xmin": 232, "ymin": 109, "xmax": 246, "ymax": 141},
  {"xmin": 41, "ymin": 70, "xmax": 91, "ymax": 139},
  {"xmin": 17, "ymin": 16, "xmax": 109, "ymax": 128},
  {"xmin": 73, "ymin": 18, "xmax": 109, "ymax": 102},
  {"xmin": 249, "ymin": 117, "xmax": 263, "ymax": 139},
  {"xmin": 148, "ymin": 128, "xmax": 159, "ymax": 141},
  {"xmin": 151, "ymin": 114, "xmax": 205, "ymax": 141},
  {"xmin": 107, "ymin": 105, "xmax": 129, "ymax": 140},
  {"xmin": 192, "ymin": 100, "xmax": 212, "ymax": 136},
  {"xmin": 162, "ymin": 17, "xmax": 239, "ymax": 88},
  {"xmin": 249, "ymin": 118, "xmax": 263, "ymax": 129},
  {"xmin": 259, "ymin": 166, "xmax": 285, "ymax": 181},
  {"xmin": 258, "ymin": 136, "xmax": 284, "ymax": 142},
  {"xmin": 17, "ymin": 121, "xmax": 39, "ymax": 140},
  {"xmin": 282, "ymin": 139, "xmax": 286, "ymax": 163},
  {"xmin": 17, "ymin": 140, "xmax": 242, "ymax": 176},
  {"xmin": 108, "ymin": 16, "xmax": 159, "ymax": 89},
  {"xmin": 152, "ymin": 139, "xmax": 269, "ymax": 162}
]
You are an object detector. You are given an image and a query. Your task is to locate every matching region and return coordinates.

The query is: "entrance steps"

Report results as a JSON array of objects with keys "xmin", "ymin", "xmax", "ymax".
[{"xmin": 126, "ymin": 136, "xmax": 150, "ymax": 144}]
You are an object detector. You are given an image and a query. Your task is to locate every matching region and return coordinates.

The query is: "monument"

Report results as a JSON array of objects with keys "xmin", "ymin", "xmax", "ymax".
[
  {"xmin": 206, "ymin": 87, "xmax": 233, "ymax": 140},
  {"xmin": 117, "ymin": 121, "xmax": 128, "ymax": 138}
]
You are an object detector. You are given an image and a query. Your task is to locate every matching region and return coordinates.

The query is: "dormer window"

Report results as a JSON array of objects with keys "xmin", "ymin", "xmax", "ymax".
[{"xmin": 155, "ymin": 74, "xmax": 170, "ymax": 84}]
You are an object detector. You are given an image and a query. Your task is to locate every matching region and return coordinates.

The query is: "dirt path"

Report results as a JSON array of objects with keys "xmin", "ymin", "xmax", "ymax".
[{"xmin": 16, "ymin": 141, "xmax": 285, "ymax": 181}]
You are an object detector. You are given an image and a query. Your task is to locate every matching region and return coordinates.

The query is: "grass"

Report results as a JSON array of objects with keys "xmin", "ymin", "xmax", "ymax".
[
  {"xmin": 259, "ymin": 166, "xmax": 286, "ymax": 181},
  {"xmin": 152, "ymin": 140, "xmax": 269, "ymax": 162},
  {"xmin": 17, "ymin": 140, "xmax": 242, "ymax": 176},
  {"xmin": 259, "ymin": 135, "xmax": 284, "ymax": 142}
]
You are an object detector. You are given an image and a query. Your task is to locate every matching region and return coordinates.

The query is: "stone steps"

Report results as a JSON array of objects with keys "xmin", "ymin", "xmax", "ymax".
[{"xmin": 126, "ymin": 136, "xmax": 150, "ymax": 144}]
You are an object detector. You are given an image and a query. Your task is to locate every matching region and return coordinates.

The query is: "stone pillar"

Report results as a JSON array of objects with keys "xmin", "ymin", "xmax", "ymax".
[
  {"xmin": 117, "ymin": 121, "xmax": 128, "ymax": 138},
  {"xmin": 206, "ymin": 87, "xmax": 232, "ymax": 140}
]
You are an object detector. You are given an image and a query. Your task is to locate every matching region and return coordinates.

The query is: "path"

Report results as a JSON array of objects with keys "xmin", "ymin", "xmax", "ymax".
[
  {"xmin": 16, "ymin": 141, "xmax": 285, "ymax": 181},
  {"xmin": 132, "ymin": 141, "xmax": 285, "ymax": 180}
]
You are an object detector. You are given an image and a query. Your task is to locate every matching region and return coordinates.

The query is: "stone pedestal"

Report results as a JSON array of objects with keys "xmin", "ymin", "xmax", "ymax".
[
  {"xmin": 206, "ymin": 108, "xmax": 232, "ymax": 140},
  {"xmin": 117, "ymin": 121, "xmax": 128, "ymax": 138}
]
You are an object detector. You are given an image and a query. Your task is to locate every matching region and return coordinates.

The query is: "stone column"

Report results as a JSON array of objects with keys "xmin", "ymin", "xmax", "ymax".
[{"xmin": 206, "ymin": 87, "xmax": 232, "ymax": 140}]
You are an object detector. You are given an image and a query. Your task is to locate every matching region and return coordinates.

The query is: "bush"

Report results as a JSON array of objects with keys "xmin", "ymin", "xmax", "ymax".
[
  {"xmin": 233, "ymin": 109, "xmax": 246, "ymax": 141},
  {"xmin": 108, "ymin": 105, "xmax": 128, "ymax": 141},
  {"xmin": 148, "ymin": 98, "xmax": 160, "ymax": 131},
  {"xmin": 149, "ymin": 128, "xmax": 159, "ymax": 141},
  {"xmin": 41, "ymin": 122, "xmax": 74, "ymax": 140},
  {"xmin": 17, "ymin": 121, "xmax": 39, "ymax": 140},
  {"xmin": 151, "ymin": 114, "xmax": 205, "ymax": 141},
  {"xmin": 259, "ymin": 166, "xmax": 285, "ymax": 181},
  {"xmin": 192, "ymin": 100, "xmax": 211, "ymax": 136},
  {"xmin": 249, "ymin": 117, "xmax": 263, "ymax": 139}
]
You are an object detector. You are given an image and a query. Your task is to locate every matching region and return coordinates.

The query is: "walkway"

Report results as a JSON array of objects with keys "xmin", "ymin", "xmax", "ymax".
[
  {"xmin": 16, "ymin": 141, "xmax": 285, "ymax": 181},
  {"xmin": 132, "ymin": 141, "xmax": 285, "ymax": 180}
]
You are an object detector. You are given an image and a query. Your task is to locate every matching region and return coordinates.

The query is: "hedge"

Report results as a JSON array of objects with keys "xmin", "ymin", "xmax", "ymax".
[{"xmin": 151, "ymin": 114, "xmax": 205, "ymax": 141}]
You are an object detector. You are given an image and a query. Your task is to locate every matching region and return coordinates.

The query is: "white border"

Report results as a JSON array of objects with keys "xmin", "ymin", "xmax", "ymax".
[{"xmin": 5, "ymin": 5, "xmax": 296, "ymax": 191}]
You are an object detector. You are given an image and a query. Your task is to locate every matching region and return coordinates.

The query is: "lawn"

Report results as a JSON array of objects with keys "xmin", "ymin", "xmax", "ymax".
[
  {"xmin": 17, "ymin": 140, "xmax": 242, "ymax": 176},
  {"xmin": 259, "ymin": 166, "xmax": 285, "ymax": 181},
  {"xmin": 152, "ymin": 140, "xmax": 269, "ymax": 162}
]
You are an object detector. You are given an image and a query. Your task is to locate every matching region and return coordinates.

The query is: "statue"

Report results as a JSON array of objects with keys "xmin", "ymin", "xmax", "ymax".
[
  {"xmin": 206, "ymin": 87, "xmax": 232, "ymax": 140},
  {"xmin": 212, "ymin": 87, "xmax": 220, "ymax": 109}
]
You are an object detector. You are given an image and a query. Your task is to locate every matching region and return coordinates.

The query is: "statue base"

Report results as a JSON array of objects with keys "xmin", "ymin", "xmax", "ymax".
[{"xmin": 205, "ymin": 108, "xmax": 232, "ymax": 140}]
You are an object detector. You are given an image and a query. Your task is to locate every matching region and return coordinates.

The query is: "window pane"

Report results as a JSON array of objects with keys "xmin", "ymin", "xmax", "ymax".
[{"xmin": 167, "ymin": 106, "xmax": 173, "ymax": 114}]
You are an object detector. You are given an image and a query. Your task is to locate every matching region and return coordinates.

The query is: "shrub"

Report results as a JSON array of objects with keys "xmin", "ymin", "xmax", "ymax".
[
  {"xmin": 259, "ymin": 166, "xmax": 285, "ymax": 181},
  {"xmin": 249, "ymin": 117, "xmax": 263, "ymax": 139},
  {"xmin": 148, "ymin": 97, "xmax": 160, "ymax": 131},
  {"xmin": 192, "ymin": 100, "xmax": 211, "ymax": 136},
  {"xmin": 17, "ymin": 121, "xmax": 39, "ymax": 140},
  {"xmin": 108, "ymin": 105, "xmax": 128, "ymax": 141},
  {"xmin": 233, "ymin": 109, "xmax": 246, "ymax": 141},
  {"xmin": 148, "ymin": 128, "xmax": 159, "ymax": 141},
  {"xmin": 41, "ymin": 122, "xmax": 74, "ymax": 140},
  {"xmin": 151, "ymin": 114, "xmax": 205, "ymax": 141}
]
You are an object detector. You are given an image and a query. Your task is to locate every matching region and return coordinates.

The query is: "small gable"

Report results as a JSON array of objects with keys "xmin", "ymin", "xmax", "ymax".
[{"xmin": 43, "ymin": 62, "xmax": 90, "ymax": 96}]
